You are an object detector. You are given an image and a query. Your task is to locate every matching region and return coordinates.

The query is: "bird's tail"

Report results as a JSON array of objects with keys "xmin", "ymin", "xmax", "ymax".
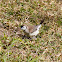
[{"xmin": 40, "ymin": 19, "xmax": 44, "ymax": 24}]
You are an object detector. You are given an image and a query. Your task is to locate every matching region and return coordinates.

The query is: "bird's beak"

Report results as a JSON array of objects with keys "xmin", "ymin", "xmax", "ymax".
[{"xmin": 20, "ymin": 26, "xmax": 23, "ymax": 28}]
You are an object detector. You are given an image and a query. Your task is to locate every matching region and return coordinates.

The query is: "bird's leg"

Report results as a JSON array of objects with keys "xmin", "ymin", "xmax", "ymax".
[
  {"xmin": 36, "ymin": 35, "xmax": 41, "ymax": 38},
  {"xmin": 32, "ymin": 36, "xmax": 37, "ymax": 40}
]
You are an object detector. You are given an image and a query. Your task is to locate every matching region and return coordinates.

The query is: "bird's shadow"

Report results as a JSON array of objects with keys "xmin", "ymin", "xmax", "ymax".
[
  {"xmin": 18, "ymin": 34, "xmax": 41, "ymax": 41},
  {"xmin": 18, "ymin": 34, "xmax": 32, "ymax": 40}
]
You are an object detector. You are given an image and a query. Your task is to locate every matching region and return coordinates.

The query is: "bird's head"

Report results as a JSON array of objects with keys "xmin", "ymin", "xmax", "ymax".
[{"xmin": 20, "ymin": 25, "xmax": 27, "ymax": 30}]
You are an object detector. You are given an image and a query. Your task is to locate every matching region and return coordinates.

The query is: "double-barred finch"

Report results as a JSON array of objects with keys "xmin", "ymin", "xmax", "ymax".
[{"xmin": 20, "ymin": 19, "xmax": 44, "ymax": 36}]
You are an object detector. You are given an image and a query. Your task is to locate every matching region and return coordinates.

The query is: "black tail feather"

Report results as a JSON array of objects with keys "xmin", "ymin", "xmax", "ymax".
[{"xmin": 40, "ymin": 19, "xmax": 44, "ymax": 24}]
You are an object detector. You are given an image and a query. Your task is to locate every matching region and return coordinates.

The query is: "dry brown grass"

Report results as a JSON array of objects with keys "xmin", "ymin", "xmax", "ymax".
[{"xmin": 0, "ymin": 0, "xmax": 62, "ymax": 62}]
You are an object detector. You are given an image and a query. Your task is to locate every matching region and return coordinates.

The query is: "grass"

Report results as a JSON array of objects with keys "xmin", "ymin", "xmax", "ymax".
[{"xmin": 0, "ymin": 0, "xmax": 62, "ymax": 62}]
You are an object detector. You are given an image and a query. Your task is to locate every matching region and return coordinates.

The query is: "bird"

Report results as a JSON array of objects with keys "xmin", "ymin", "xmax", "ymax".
[{"xmin": 20, "ymin": 20, "xmax": 44, "ymax": 37}]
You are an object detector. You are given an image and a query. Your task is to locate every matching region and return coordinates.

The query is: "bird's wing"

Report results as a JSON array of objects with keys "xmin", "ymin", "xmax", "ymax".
[
  {"xmin": 24, "ymin": 23, "xmax": 41, "ymax": 33},
  {"xmin": 28, "ymin": 25, "xmax": 35, "ymax": 33},
  {"xmin": 29, "ymin": 24, "xmax": 41, "ymax": 33}
]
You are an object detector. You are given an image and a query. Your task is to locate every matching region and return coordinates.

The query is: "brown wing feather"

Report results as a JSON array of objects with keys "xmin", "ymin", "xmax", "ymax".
[
  {"xmin": 29, "ymin": 25, "xmax": 35, "ymax": 33},
  {"xmin": 26, "ymin": 24, "xmax": 36, "ymax": 33},
  {"xmin": 24, "ymin": 23, "xmax": 37, "ymax": 33}
]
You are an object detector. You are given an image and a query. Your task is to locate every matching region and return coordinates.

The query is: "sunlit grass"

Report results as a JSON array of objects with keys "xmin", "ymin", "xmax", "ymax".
[{"xmin": 0, "ymin": 0, "xmax": 62, "ymax": 62}]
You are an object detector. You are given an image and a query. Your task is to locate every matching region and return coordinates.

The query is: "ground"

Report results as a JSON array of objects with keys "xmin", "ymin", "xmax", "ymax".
[{"xmin": 0, "ymin": 0, "xmax": 62, "ymax": 62}]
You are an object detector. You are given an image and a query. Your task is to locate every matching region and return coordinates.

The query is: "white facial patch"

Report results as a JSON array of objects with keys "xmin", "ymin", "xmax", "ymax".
[{"xmin": 21, "ymin": 26, "xmax": 26, "ymax": 30}]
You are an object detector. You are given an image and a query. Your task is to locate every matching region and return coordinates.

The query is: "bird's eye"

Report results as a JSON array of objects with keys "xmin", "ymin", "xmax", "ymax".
[
  {"xmin": 26, "ymin": 18, "xmax": 28, "ymax": 19},
  {"xmin": 20, "ymin": 26, "xmax": 23, "ymax": 28}
]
